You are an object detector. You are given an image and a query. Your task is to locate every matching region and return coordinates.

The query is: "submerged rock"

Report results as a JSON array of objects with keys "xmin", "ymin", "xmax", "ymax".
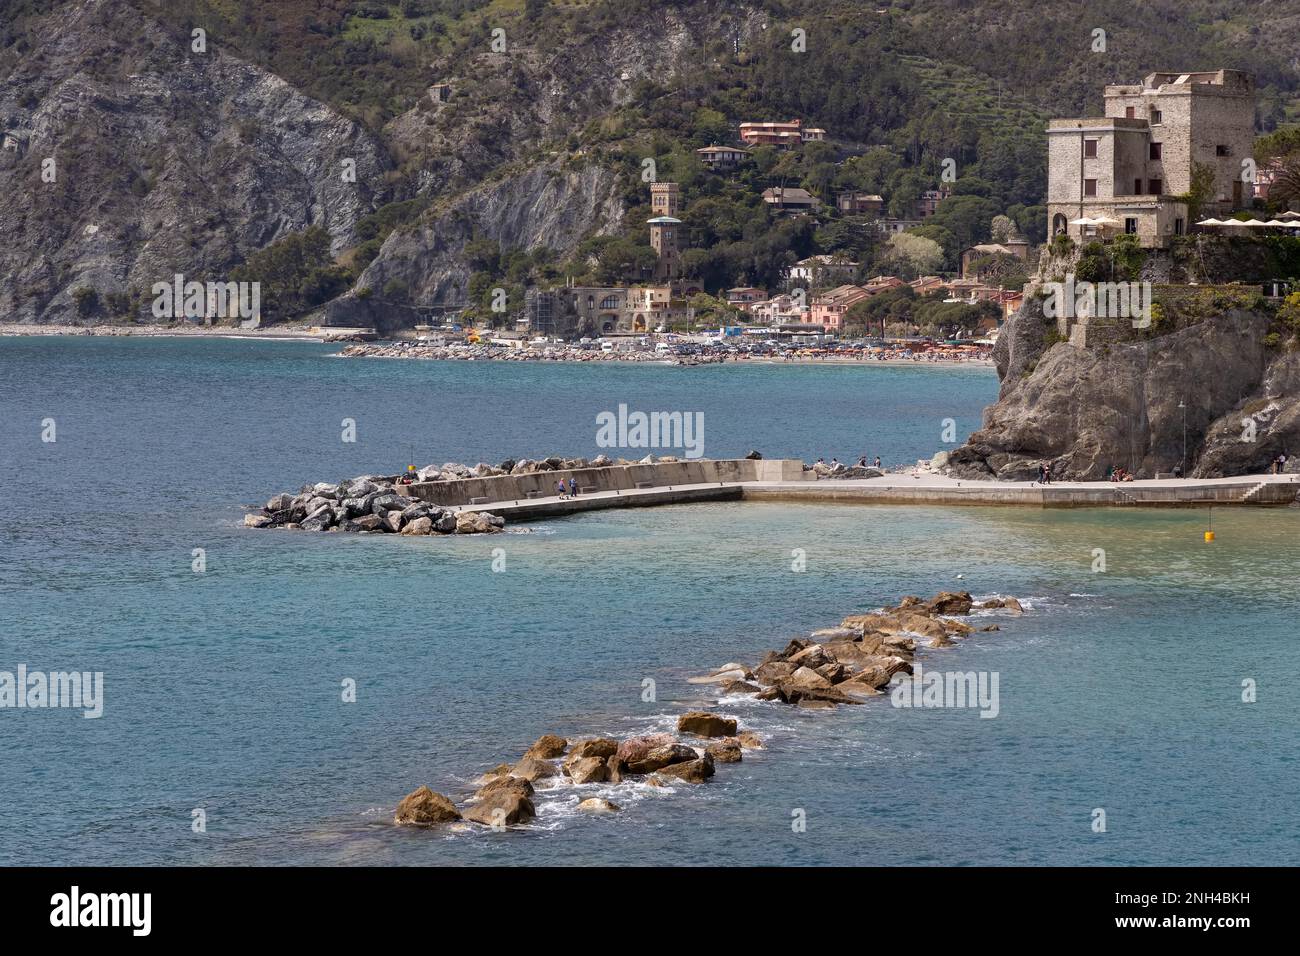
[{"xmin": 577, "ymin": 797, "xmax": 621, "ymax": 813}]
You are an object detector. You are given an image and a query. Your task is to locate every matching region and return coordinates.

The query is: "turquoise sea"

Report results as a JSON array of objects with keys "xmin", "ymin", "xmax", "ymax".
[{"xmin": 1, "ymin": 337, "xmax": 1297, "ymax": 865}]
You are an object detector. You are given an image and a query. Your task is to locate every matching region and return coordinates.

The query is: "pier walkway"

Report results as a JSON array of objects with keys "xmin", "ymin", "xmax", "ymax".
[{"xmin": 439, "ymin": 467, "xmax": 1300, "ymax": 522}]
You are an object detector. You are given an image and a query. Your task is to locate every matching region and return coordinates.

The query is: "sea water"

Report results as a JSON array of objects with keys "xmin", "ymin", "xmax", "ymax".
[{"xmin": 1, "ymin": 337, "xmax": 1296, "ymax": 865}]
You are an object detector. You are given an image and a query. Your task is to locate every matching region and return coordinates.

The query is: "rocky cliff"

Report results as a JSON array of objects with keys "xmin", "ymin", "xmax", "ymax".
[
  {"xmin": 0, "ymin": 0, "xmax": 387, "ymax": 324},
  {"xmin": 946, "ymin": 293, "xmax": 1300, "ymax": 480},
  {"xmin": 325, "ymin": 162, "xmax": 624, "ymax": 331}
]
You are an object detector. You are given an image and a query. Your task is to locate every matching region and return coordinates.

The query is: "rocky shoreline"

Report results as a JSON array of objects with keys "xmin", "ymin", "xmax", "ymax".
[
  {"xmin": 337, "ymin": 342, "xmax": 721, "ymax": 365},
  {"xmin": 393, "ymin": 589, "xmax": 1023, "ymax": 830}
]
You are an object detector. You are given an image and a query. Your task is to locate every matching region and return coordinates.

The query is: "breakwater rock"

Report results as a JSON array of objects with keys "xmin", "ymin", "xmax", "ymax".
[
  {"xmin": 244, "ymin": 476, "xmax": 503, "ymax": 535},
  {"xmin": 393, "ymin": 589, "xmax": 1024, "ymax": 832},
  {"xmin": 690, "ymin": 590, "xmax": 1016, "ymax": 708}
]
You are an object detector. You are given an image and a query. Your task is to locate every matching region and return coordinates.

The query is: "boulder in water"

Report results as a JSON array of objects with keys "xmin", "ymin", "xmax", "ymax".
[{"xmin": 394, "ymin": 786, "xmax": 460, "ymax": 826}]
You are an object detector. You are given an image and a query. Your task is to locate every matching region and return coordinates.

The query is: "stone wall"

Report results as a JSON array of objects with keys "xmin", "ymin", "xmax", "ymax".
[{"xmin": 405, "ymin": 458, "xmax": 809, "ymax": 507}]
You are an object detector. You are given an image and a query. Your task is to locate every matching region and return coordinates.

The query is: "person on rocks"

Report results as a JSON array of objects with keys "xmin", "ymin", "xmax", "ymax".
[
  {"xmin": 399, "ymin": 465, "xmax": 416, "ymax": 486},
  {"xmin": 874, "ymin": 456, "xmax": 881, "ymax": 469},
  {"xmin": 857, "ymin": 455, "xmax": 867, "ymax": 467}
]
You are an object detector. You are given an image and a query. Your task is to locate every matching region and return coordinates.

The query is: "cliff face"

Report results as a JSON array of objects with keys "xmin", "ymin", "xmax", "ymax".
[
  {"xmin": 0, "ymin": 0, "xmax": 387, "ymax": 324},
  {"xmin": 947, "ymin": 296, "xmax": 1299, "ymax": 480},
  {"xmin": 326, "ymin": 163, "xmax": 623, "ymax": 332}
]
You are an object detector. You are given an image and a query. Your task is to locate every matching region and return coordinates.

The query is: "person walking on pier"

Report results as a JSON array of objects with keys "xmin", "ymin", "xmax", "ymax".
[
  {"xmin": 556, "ymin": 479, "xmax": 568, "ymax": 499},
  {"xmin": 568, "ymin": 477, "xmax": 578, "ymax": 497},
  {"xmin": 1043, "ymin": 462, "xmax": 1053, "ymax": 485}
]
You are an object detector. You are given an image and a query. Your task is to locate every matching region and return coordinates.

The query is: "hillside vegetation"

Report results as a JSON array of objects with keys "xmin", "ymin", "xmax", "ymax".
[{"xmin": 3, "ymin": 0, "xmax": 1299, "ymax": 323}]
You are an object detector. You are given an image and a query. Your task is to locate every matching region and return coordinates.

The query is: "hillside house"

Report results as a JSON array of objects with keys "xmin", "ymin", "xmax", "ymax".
[
  {"xmin": 763, "ymin": 186, "xmax": 820, "ymax": 214},
  {"xmin": 697, "ymin": 145, "xmax": 749, "ymax": 170},
  {"xmin": 837, "ymin": 192, "xmax": 884, "ymax": 216},
  {"xmin": 788, "ymin": 255, "xmax": 859, "ymax": 287},
  {"xmin": 739, "ymin": 119, "xmax": 825, "ymax": 148}
]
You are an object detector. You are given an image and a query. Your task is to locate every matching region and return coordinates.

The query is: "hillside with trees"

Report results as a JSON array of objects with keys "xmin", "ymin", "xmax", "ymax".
[{"xmin": 3, "ymin": 0, "xmax": 1299, "ymax": 324}]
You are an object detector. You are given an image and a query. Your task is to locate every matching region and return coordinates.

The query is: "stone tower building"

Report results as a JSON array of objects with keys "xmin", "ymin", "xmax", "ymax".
[
  {"xmin": 648, "ymin": 216, "xmax": 682, "ymax": 280},
  {"xmin": 1047, "ymin": 70, "xmax": 1255, "ymax": 247},
  {"xmin": 650, "ymin": 182, "xmax": 681, "ymax": 218}
]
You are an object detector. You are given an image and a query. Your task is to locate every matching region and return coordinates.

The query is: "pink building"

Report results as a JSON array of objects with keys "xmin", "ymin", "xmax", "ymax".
[{"xmin": 810, "ymin": 284, "xmax": 870, "ymax": 329}]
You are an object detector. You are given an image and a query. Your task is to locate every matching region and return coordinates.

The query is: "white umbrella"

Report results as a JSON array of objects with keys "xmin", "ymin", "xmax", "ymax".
[
  {"xmin": 1276, "ymin": 210, "xmax": 1300, "ymax": 220},
  {"xmin": 1240, "ymin": 219, "xmax": 1270, "ymax": 227},
  {"xmin": 1069, "ymin": 217, "xmax": 1097, "ymax": 225},
  {"xmin": 1263, "ymin": 220, "xmax": 1291, "ymax": 227},
  {"xmin": 1093, "ymin": 217, "xmax": 1121, "ymax": 226},
  {"xmin": 1196, "ymin": 218, "xmax": 1225, "ymax": 226}
]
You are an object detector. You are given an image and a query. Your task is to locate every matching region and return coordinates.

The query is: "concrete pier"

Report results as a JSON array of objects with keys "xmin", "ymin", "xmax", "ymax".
[{"xmin": 427, "ymin": 463, "xmax": 1300, "ymax": 522}]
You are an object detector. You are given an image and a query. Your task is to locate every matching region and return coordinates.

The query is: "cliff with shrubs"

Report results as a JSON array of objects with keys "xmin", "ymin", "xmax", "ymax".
[{"xmin": 946, "ymin": 258, "xmax": 1300, "ymax": 479}]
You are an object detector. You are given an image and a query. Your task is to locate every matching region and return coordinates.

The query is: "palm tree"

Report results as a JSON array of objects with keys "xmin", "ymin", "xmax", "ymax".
[{"xmin": 1269, "ymin": 153, "xmax": 1300, "ymax": 211}]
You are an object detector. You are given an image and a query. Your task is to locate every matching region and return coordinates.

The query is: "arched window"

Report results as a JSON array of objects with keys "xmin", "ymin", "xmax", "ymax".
[
  {"xmin": 1052, "ymin": 213, "xmax": 1067, "ymax": 236},
  {"xmin": 600, "ymin": 295, "xmax": 620, "ymax": 309}
]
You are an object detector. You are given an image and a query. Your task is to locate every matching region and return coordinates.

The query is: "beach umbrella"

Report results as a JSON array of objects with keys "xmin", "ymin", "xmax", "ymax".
[
  {"xmin": 1196, "ymin": 218, "xmax": 1224, "ymax": 226},
  {"xmin": 1263, "ymin": 220, "xmax": 1291, "ymax": 227},
  {"xmin": 1068, "ymin": 217, "xmax": 1097, "ymax": 225},
  {"xmin": 1240, "ymin": 219, "xmax": 1270, "ymax": 227},
  {"xmin": 1276, "ymin": 210, "xmax": 1300, "ymax": 221}
]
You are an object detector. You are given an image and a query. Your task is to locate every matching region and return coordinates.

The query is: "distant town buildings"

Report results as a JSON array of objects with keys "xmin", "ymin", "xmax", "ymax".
[
  {"xmin": 1047, "ymin": 70, "xmax": 1256, "ymax": 247},
  {"xmin": 526, "ymin": 181, "xmax": 701, "ymax": 336}
]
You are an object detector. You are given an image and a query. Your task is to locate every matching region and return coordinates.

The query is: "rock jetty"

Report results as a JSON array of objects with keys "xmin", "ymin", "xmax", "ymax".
[
  {"xmin": 696, "ymin": 590, "xmax": 1020, "ymax": 708},
  {"xmin": 394, "ymin": 589, "xmax": 1024, "ymax": 832},
  {"xmin": 244, "ymin": 474, "xmax": 503, "ymax": 536}
]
